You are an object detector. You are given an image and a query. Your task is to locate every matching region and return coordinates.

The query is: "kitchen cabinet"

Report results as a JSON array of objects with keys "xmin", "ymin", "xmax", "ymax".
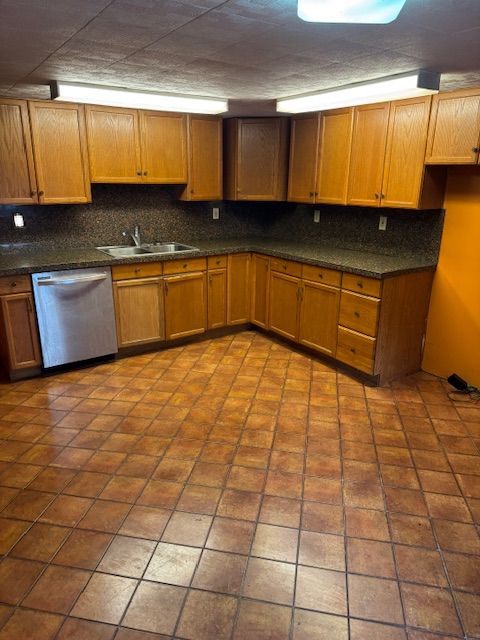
[
  {"xmin": 164, "ymin": 271, "xmax": 207, "ymax": 340},
  {"xmin": 0, "ymin": 99, "xmax": 37, "ymax": 204},
  {"xmin": 0, "ymin": 276, "xmax": 41, "ymax": 373},
  {"xmin": 287, "ymin": 113, "xmax": 320, "ymax": 203},
  {"xmin": 224, "ymin": 118, "xmax": 289, "ymax": 200},
  {"xmin": 85, "ymin": 106, "xmax": 187, "ymax": 183},
  {"xmin": 207, "ymin": 255, "xmax": 227, "ymax": 329},
  {"xmin": 348, "ymin": 97, "xmax": 444, "ymax": 209},
  {"xmin": 269, "ymin": 270, "xmax": 301, "ymax": 341},
  {"xmin": 316, "ymin": 108, "xmax": 354, "ymax": 205},
  {"xmin": 180, "ymin": 115, "xmax": 223, "ymax": 200},
  {"xmin": 28, "ymin": 101, "xmax": 91, "ymax": 204},
  {"xmin": 227, "ymin": 253, "xmax": 251, "ymax": 324},
  {"xmin": 299, "ymin": 268, "xmax": 341, "ymax": 356},
  {"xmin": 250, "ymin": 254, "xmax": 270, "ymax": 329},
  {"xmin": 113, "ymin": 277, "xmax": 165, "ymax": 347},
  {"xmin": 425, "ymin": 87, "xmax": 480, "ymax": 164}
]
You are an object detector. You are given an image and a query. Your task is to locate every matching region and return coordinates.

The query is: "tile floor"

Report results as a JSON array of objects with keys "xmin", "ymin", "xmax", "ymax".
[{"xmin": 0, "ymin": 331, "xmax": 479, "ymax": 639}]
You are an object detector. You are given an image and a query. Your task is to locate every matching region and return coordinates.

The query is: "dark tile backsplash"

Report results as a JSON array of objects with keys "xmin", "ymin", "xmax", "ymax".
[{"xmin": 0, "ymin": 184, "xmax": 444, "ymax": 261}]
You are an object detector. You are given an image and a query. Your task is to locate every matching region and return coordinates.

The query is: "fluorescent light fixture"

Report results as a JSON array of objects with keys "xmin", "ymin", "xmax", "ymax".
[
  {"xmin": 51, "ymin": 81, "xmax": 228, "ymax": 114},
  {"xmin": 298, "ymin": 0, "xmax": 407, "ymax": 23},
  {"xmin": 276, "ymin": 71, "xmax": 440, "ymax": 113}
]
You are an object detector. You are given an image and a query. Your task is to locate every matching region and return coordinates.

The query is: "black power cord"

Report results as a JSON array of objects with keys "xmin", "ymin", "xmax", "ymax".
[{"xmin": 446, "ymin": 373, "xmax": 480, "ymax": 403}]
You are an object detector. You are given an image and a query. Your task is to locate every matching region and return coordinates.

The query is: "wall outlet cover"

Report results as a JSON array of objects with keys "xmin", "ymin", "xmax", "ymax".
[
  {"xmin": 379, "ymin": 215, "xmax": 387, "ymax": 231},
  {"xmin": 213, "ymin": 207, "xmax": 220, "ymax": 220},
  {"xmin": 314, "ymin": 209, "xmax": 320, "ymax": 223}
]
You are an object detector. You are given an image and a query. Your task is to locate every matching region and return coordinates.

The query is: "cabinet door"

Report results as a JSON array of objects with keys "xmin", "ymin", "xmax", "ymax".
[
  {"xmin": 85, "ymin": 105, "xmax": 142, "ymax": 183},
  {"xmin": 251, "ymin": 254, "xmax": 269, "ymax": 329},
  {"xmin": 28, "ymin": 101, "xmax": 91, "ymax": 203},
  {"xmin": 347, "ymin": 102, "xmax": 390, "ymax": 207},
  {"xmin": 235, "ymin": 118, "xmax": 289, "ymax": 200},
  {"xmin": 227, "ymin": 253, "xmax": 250, "ymax": 325},
  {"xmin": 287, "ymin": 113, "xmax": 320, "ymax": 203},
  {"xmin": 114, "ymin": 277, "xmax": 164, "ymax": 347},
  {"xmin": 0, "ymin": 293, "xmax": 41, "ymax": 370},
  {"xmin": 208, "ymin": 268, "xmax": 227, "ymax": 329},
  {"xmin": 140, "ymin": 111, "xmax": 187, "ymax": 183},
  {"xmin": 269, "ymin": 272, "xmax": 300, "ymax": 341},
  {"xmin": 299, "ymin": 280, "xmax": 340, "ymax": 356},
  {"xmin": 181, "ymin": 115, "xmax": 222, "ymax": 200},
  {"xmin": 0, "ymin": 99, "xmax": 38, "ymax": 204},
  {"xmin": 316, "ymin": 108, "xmax": 353, "ymax": 205},
  {"xmin": 425, "ymin": 88, "xmax": 480, "ymax": 164},
  {"xmin": 164, "ymin": 272, "xmax": 206, "ymax": 340}
]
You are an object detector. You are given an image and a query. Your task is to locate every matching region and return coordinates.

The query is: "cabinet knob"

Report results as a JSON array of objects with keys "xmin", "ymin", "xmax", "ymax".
[
  {"xmin": 136, "ymin": 171, "xmax": 142, "ymax": 176},
  {"xmin": 381, "ymin": 193, "xmax": 385, "ymax": 199},
  {"xmin": 183, "ymin": 263, "xmax": 188, "ymax": 268},
  {"xmin": 374, "ymin": 193, "xmax": 379, "ymax": 199},
  {"xmin": 350, "ymin": 347, "xmax": 356, "ymax": 354},
  {"xmin": 216, "ymin": 260, "xmax": 220, "ymax": 265},
  {"xmin": 354, "ymin": 311, "xmax": 360, "ymax": 318},
  {"xmin": 283, "ymin": 264, "xmax": 287, "ymax": 270},
  {"xmin": 472, "ymin": 147, "xmax": 480, "ymax": 153},
  {"xmin": 30, "ymin": 190, "xmax": 37, "ymax": 197},
  {"xmin": 143, "ymin": 171, "xmax": 148, "ymax": 176},
  {"xmin": 190, "ymin": 189, "xmax": 194, "ymax": 194},
  {"xmin": 318, "ymin": 273, "xmax": 323, "ymax": 279},
  {"xmin": 309, "ymin": 191, "xmax": 314, "ymax": 197},
  {"xmin": 38, "ymin": 190, "xmax": 44, "ymax": 196},
  {"xmin": 10, "ymin": 281, "xmax": 17, "ymax": 288},
  {"xmin": 357, "ymin": 282, "xmax": 363, "ymax": 288}
]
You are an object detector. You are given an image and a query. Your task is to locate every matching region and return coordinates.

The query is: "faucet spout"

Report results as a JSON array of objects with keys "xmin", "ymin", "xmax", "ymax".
[{"xmin": 122, "ymin": 226, "xmax": 142, "ymax": 247}]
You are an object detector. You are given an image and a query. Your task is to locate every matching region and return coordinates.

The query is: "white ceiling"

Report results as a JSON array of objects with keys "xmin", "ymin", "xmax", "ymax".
[{"xmin": 1, "ymin": 0, "xmax": 480, "ymax": 115}]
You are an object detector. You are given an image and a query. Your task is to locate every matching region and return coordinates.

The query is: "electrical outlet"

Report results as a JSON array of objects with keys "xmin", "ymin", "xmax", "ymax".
[
  {"xmin": 212, "ymin": 207, "xmax": 219, "ymax": 220},
  {"xmin": 314, "ymin": 209, "xmax": 320, "ymax": 223},
  {"xmin": 379, "ymin": 215, "xmax": 387, "ymax": 231},
  {"xmin": 13, "ymin": 213, "xmax": 25, "ymax": 228}
]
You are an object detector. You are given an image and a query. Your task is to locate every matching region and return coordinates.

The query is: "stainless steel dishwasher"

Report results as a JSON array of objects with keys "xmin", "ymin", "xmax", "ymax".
[{"xmin": 32, "ymin": 267, "xmax": 118, "ymax": 368}]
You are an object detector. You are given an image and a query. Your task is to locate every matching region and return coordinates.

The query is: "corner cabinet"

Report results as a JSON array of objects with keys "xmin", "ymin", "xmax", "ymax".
[
  {"xmin": 180, "ymin": 115, "xmax": 223, "ymax": 201},
  {"xmin": 28, "ymin": 101, "xmax": 91, "ymax": 204},
  {"xmin": 224, "ymin": 118, "xmax": 290, "ymax": 201}
]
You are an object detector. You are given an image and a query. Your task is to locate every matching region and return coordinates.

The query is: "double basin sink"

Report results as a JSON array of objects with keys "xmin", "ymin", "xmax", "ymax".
[{"xmin": 97, "ymin": 242, "xmax": 199, "ymax": 259}]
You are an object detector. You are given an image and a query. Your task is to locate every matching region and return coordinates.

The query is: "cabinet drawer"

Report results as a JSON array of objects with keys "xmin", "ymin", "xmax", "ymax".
[
  {"xmin": 0, "ymin": 275, "xmax": 32, "ymax": 294},
  {"xmin": 163, "ymin": 257, "xmax": 207, "ymax": 274},
  {"xmin": 339, "ymin": 290, "xmax": 380, "ymax": 337},
  {"xmin": 111, "ymin": 262, "xmax": 163, "ymax": 280},
  {"xmin": 336, "ymin": 326, "xmax": 376, "ymax": 374},
  {"xmin": 302, "ymin": 265, "xmax": 341, "ymax": 287},
  {"xmin": 270, "ymin": 258, "xmax": 302, "ymax": 277},
  {"xmin": 342, "ymin": 273, "xmax": 382, "ymax": 298},
  {"xmin": 208, "ymin": 255, "xmax": 227, "ymax": 269}
]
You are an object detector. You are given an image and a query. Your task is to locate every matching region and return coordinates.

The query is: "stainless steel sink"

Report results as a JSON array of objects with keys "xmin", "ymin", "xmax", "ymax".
[{"xmin": 97, "ymin": 242, "xmax": 199, "ymax": 259}]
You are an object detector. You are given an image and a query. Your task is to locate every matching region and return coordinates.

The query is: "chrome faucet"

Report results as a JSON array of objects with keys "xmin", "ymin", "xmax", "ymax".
[{"xmin": 122, "ymin": 225, "xmax": 141, "ymax": 247}]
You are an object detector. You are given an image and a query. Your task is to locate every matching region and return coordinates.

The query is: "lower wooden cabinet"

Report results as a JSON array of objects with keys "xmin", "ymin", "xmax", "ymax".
[
  {"xmin": 269, "ymin": 271, "xmax": 300, "ymax": 340},
  {"xmin": 165, "ymin": 271, "xmax": 207, "ymax": 340},
  {"xmin": 250, "ymin": 254, "xmax": 269, "ymax": 329},
  {"xmin": 299, "ymin": 280, "xmax": 340, "ymax": 356},
  {"xmin": 113, "ymin": 277, "xmax": 165, "ymax": 347},
  {"xmin": 227, "ymin": 253, "xmax": 250, "ymax": 325},
  {"xmin": 208, "ymin": 269, "xmax": 227, "ymax": 329},
  {"xmin": 0, "ymin": 292, "xmax": 41, "ymax": 371}
]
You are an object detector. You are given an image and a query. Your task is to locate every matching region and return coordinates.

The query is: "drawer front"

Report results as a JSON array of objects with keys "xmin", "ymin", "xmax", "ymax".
[
  {"xmin": 270, "ymin": 258, "xmax": 302, "ymax": 277},
  {"xmin": 336, "ymin": 326, "xmax": 376, "ymax": 374},
  {"xmin": 339, "ymin": 290, "xmax": 380, "ymax": 337},
  {"xmin": 163, "ymin": 257, "xmax": 207, "ymax": 274},
  {"xmin": 342, "ymin": 273, "xmax": 382, "ymax": 298},
  {"xmin": 0, "ymin": 275, "xmax": 32, "ymax": 294},
  {"xmin": 111, "ymin": 262, "xmax": 163, "ymax": 280},
  {"xmin": 302, "ymin": 264, "xmax": 341, "ymax": 287},
  {"xmin": 208, "ymin": 255, "xmax": 227, "ymax": 269}
]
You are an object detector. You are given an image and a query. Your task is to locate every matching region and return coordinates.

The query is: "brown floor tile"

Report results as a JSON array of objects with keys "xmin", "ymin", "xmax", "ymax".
[
  {"xmin": 454, "ymin": 590, "xmax": 480, "ymax": 637},
  {"xmin": 252, "ymin": 523, "xmax": 298, "ymax": 562},
  {"xmin": 152, "ymin": 457, "xmax": 194, "ymax": 482},
  {"xmin": 11, "ymin": 522, "xmax": 69, "ymax": 562},
  {"xmin": 161, "ymin": 511, "xmax": 212, "ymax": 546},
  {"xmin": 97, "ymin": 535, "xmax": 155, "ymax": 578},
  {"xmin": 217, "ymin": 489, "xmax": 261, "ymax": 521},
  {"xmin": 85, "ymin": 451, "xmax": 127, "ymax": 473},
  {"xmin": 343, "ymin": 481, "xmax": 384, "ymax": 510},
  {"xmin": 78, "ymin": 500, "xmax": 130, "ymax": 533},
  {"xmin": 206, "ymin": 517, "xmax": 255, "ymax": 555},
  {"xmin": 299, "ymin": 530, "xmax": 345, "ymax": 571},
  {"xmin": 193, "ymin": 549, "xmax": 247, "ymax": 594},
  {"xmin": 0, "ymin": 463, "xmax": 42, "ymax": 488},
  {"xmin": 243, "ymin": 556, "xmax": 294, "ymax": 604},
  {"xmin": 292, "ymin": 609, "xmax": 348, "ymax": 640},
  {"xmin": 118, "ymin": 505, "xmax": 170, "ymax": 540},
  {"xmin": 295, "ymin": 565, "xmax": 347, "ymax": 615},
  {"xmin": 71, "ymin": 572, "xmax": 137, "ymax": 624},
  {"xmin": 177, "ymin": 589, "xmax": 237, "ymax": 640},
  {"xmin": 200, "ymin": 441, "xmax": 234, "ymax": 463},
  {"xmin": 350, "ymin": 619, "xmax": 406, "ymax": 639},
  {"xmin": 265, "ymin": 470, "xmax": 303, "ymax": 499},
  {"xmin": 100, "ymin": 475, "xmax": 147, "ymax": 503},
  {"xmin": 144, "ymin": 542, "xmax": 200, "ymax": 585},
  {"xmin": 443, "ymin": 551, "xmax": 480, "ymax": 592},
  {"xmin": 56, "ymin": 618, "xmax": 116, "ymax": 639},
  {"xmin": 39, "ymin": 494, "xmax": 93, "ymax": 527},
  {"xmin": 1, "ymin": 489, "xmax": 54, "ymax": 520},
  {"xmin": 432, "ymin": 519, "xmax": 480, "ymax": 554},
  {"xmin": 347, "ymin": 537, "xmax": 396, "ymax": 578},
  {"xmin": 176, "ymin": 484, "xmax": 221, "ymax": 515},
  {"xmin": 115, "ymin": 628, "xmax": 170, "ymax": 640},
  {"xmin": 417, "ymin": 470, "xmax": 460, "ymax": 495},
  {"xmin": 348, "ymin": 574, "xmax": 404, "ymax": 625},
  {"xmin": 343, "ymin": 460, "xmax": 379, "ymax": 484},
  {"xmin": 400, "ymin": 583, "xmax": 462, "ymax": 635},
  {"xmin": 385, "ymin": 486, "xmax": 428, "ymax": 516},
  {"xmin": 191, "ymin": 461, "xmax": 229, "ymax": 487},
  {"xmin": 116, "ymin": 454, "xmax": 158, "ymax": 479},
  {"xmin": 381, "ymin": 464, "xmax": 419, "ymax": 489},
  {"xmin": 64, "ymin": 471, "xmax": 111, "ymax": 498},
  {"xmin": 0, "ymin": 557, "xmax": 45, "ymax": 604},
  {"xmin": 345, "ymin": 507, "xmax": 390, "ymax": 541},
  {"xmin": 302, "ymin": 501, "xmax": 344, "ymax": 535},
  {"xmin": 304, "ymin": 476, "xmax": 342, "ymax": 504},
  {"xmin": 123, "ymin": 581, "xmax": 185, "ymax": 635},
  {"xmin": 456, "ymin": 473, "xmax": 480, "ymax": 498},
  {"xmin": 0, "ymin": 518, "xmax": 30, "ymax": 554},
  {"xmin": 53, "ymin": 529, "xmax": 113, "ymax": 569},
  {"xmin": 136, "ymin": 479, "xmax": 183, "ymax": 509},
  {"xmin": 23, "ymin": 564, "xmax": 90, "ymax": 613},
  {"xmin": 424, "ymin": 492, "xmax": 472, "ymax": 522},
  {"xmin": 394, "ymin": 545, "xmax": 447, "ymax": 586},
  {"xmin": 27, "ymin": 467, "xmax": 75, "ymax": 493},
  {"xmin": 233, "ymin": 600, "xmax": 291, "ymax": 640},
  {"xmin": 0, "ymin": 608, "xmax": 63, "ymax": 640}
]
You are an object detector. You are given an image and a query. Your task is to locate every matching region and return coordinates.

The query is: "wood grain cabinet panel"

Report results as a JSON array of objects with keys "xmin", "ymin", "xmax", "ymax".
[
  {"xmin": 181, "ymin": 115, "xmax": 222, "ymax": 200},
  {"xmin": 164, "ymin": 272, "xmax": 207, "ymax": 340},
  {"xmin": 0, "ymin": 293, "xmax": 41, "ymax": 370},
  {"xmin": 287, "ymin": 113, "xmax": 320, "ymax": 203},
  {"xmin": 0, "ymin": 99, "xmax": 38, "ymax": 204},
  {"xmin": 227, "ymin": 253, "xmax": 250, "ymax": 325},
  {"xmin": 336, "ymin": 326, "xmax": 376, "ymax": 374},
  {"xmin": 140, "ymin": 111, "xmax": 187, "ymax": 183},
  {"xmin": 339, "ymin": 290, "xmax": 380, "ymax": 337},
  {"xmin": 224, "ymin": 118, "xmax": 289, "ymax": 201},
  {"xmin": 299, "ymin": 280, "xmax": 340, "ymax": 356},
  {"xmin": 85, "ymin": 105, "xmax": 142, "ymax": 183},
  {"xmin": 208, "ymin": 268, "xmax": 227, "ymax": 329},
  {"xmin": 28, "ymin": 101, "xmax": 91, "ymax": 204},
  {"xmin": 269, "ymin": 271, "xmax": 300, "ymax": 341},
  {"xmin": 425, "ymin": 88, "xmax": 480, "ymax": 164},
  {"xmin": 316, "ymin": 108, "xmax": 354, "ymax": 205},
  {"xmin": 113, "ymin": 277, "xmax": 164, "ymax": 347},
  {"xmin": 250, "ymin": 254, "xmax": 270, "ymax": 329}
]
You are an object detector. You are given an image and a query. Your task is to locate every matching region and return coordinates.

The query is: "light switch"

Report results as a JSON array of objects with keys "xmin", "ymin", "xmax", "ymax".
[
  {"xmin": 213, "ymin": 207, "xmax": 220, "ymax": 220},
  {"xmin": 379, "ymin": 215, "xmax": 387, "ymax": 231}
]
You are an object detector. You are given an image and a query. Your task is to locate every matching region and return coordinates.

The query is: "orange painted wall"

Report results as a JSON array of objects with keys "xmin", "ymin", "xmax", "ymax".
[{"xmin": 422, "ymin": 166, "xmax": 480, "ymax": 387}]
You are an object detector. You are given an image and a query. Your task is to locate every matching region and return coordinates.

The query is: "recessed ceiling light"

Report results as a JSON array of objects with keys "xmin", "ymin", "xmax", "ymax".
[
  {"xmin": 50, "ymin": 82, "xmax": 228, "ymax": 114},
  {"xmin": 276, "ymin": 71, "xmax": 440, "ymax": 113},
  {"xmin": 297, "ymin": 0, "xmax": 408, "ymax": 24}
]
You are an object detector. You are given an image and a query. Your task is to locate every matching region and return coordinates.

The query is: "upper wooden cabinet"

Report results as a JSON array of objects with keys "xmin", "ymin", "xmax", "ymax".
[
  {"xmin": 316, "ymin": 108, "xmax": 354, "ymax": 205},
  {"xmin": 0, "ymin": 99, "xmax": 37, "ymax": 204},
  {"xmin": 85, "ymin": 105, "xmax": 187, "ymax": 184},
  {"xmin": 180, "ymin": 115, "xmax": 222, "ymax": 200},
  {"xmin": 28, "ymin": 101, "xmax": 91, "ymax": 204},
  {"xmin": 425, "ymin": 88, "xmax": 480, "ymax": 164},
  {"xmin": 287, "ymin": 113, "xmax": 320, "ymax": 203},
  {"xmin": 348, "ymin": 96, "xmax": 444, "ymax": 209},
  {"xmin": 224, "ymin": 118, "xmax": 289, "ymax": 200}
]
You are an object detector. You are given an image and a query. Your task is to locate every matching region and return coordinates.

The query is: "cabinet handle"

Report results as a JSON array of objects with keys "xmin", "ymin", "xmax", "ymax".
[
  {"xmin": 357, "ymin": 282, "xmax": 363, "ymax": 289},
  {"xmin": 309, "ymin": 191, "xmax": 314, "ymax": 197},
  {"xmin": 374, "ymin": 193, "xmax": 379, "ymax": 199},
  {"xmin": 31, "ymin": 190, "xmax": 37, "ymax": 197},
  {"xmin": 472, "ymin": 147, "xmax": 480, "ymax": 153},
  {"xmin": 350, "ymin": 347, "xmax": 356, "ymax": 354},
  {"xmin": 216, "ymin": 259, "xmax": 220, "ymax": 265},
  {"xmin": 136, "ymin": 171, "xmax": 142, "ymax": 176},
  {"xmin": 354, "ymin": 311, "xmax": 360, "ymax": 317},
  {"xmin": 190, "ymin": 189, "xmax": 194, "ymax": 194},
  {"xmin": 318, "ymin": 273, "xmax": 323, "ymax": 279},
  {"xmin": 143, "ymin": 171, "xmax": 148, "ymax": 176},
  {"xmin": 381, "ymin": 193, "xmax": 385, "ymax": 199},
  {"xmin": 10, "ymin": 281, "xmax": 17, "ymax": 288},
  {"xmin": 134, "ymin": 268, "xmax": 141, "ymax": 273},
  {"xmin": 38, "ymin": 190, "xmax": 44, "ymax": 196},
  {"xmin": 183, "ymin": 263, "xmax": 188, "ymax": 269},
  {"xmin": 283, "ymin": 264, "xmax": 287, "ymax": 270}
]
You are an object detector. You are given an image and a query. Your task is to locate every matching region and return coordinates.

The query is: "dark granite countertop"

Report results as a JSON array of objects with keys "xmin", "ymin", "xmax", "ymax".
[{"xmin": 0, "ymin": 238, "xmax": 436, "ymax": 279}]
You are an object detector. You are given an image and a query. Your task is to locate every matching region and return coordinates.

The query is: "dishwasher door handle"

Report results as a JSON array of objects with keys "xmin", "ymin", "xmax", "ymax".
[{"xmin": 37, "ymin": 274, "xmax": 108, "ymax": 286}]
